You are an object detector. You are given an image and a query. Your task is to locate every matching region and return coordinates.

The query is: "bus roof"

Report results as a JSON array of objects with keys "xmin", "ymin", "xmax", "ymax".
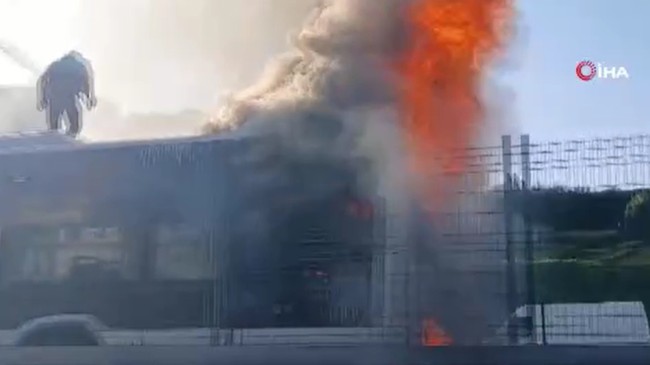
[{"xmin": 0, "ymin": 131, "xmax": 238, "ymax": 156}]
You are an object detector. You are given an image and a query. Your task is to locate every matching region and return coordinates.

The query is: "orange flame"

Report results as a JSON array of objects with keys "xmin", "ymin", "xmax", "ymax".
[
  {"xmin": 421, "ymin": 318, "xmax": 453, "ymax": 346},
  {"xmin": 397, "ymin": 0, "xmax": 513, "ymax": 208}
]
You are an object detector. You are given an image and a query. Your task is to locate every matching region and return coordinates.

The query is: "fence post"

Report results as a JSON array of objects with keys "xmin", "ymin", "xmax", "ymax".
[
  {"xmin": 502, "ymin": 135, "xmax": 518, "ymax": 344},
  {"xmin": 520, "ymin": 134, "xmax": 536, "ymax": 343}
]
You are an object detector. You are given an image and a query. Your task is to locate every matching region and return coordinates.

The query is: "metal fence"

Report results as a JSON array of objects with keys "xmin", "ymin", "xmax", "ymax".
[{"xmin": 415, "ymin": 134, "xmax": 650, "ymax": 346}]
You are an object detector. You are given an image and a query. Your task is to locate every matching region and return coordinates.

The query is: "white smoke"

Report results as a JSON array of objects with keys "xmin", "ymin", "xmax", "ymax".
[
  {"xmin": 204, "ymin": 0, "xmax": 413, "ymax": 197},
  {"xmin": 75, "ymin": 0, "xmax": 318, "ymax": 114},
  {"xmin": 75, "ymin": 0, "xmax": 320, "ymax": 140},
  {"xmin": 206, "ymin": 0, "xmax": 406, "ymax": 132},
  {"xmin": 0, "ymin": 41, "xmax": 40, "ymax": 75},
  {"xmin": 0, "ymin": 0, "xmax": 318, "ymax": 139}
]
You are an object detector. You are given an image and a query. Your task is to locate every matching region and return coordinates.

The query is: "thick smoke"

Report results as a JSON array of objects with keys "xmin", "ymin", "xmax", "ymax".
[
  {"xmin": 201, "ymin": 1, "xmax": 417, "ymax": 268},
  {"xmin": 204, "ymin": 0, "xmax": 412, "ymax": 187},
  {"xmin": 205, "ymin": 1, "xmax": 417, "ymax": 277},
  {"xmin": 204, "ymin": 0, "xmax": 513, "ymax": 343},
  {"xmin": 206, "ymin": 0, "xmax": 405, "ymax": 131},
  {"xmin": 197, "ymin": 0, "xmax": 416, "ymax": 331}
]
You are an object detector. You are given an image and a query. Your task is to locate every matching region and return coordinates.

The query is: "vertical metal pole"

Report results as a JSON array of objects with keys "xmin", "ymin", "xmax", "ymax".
[
  {"xmin": 502, "ymin": 135, "xmax": 517, "ymax": 344},
  {"xmin": 0, "ymin": 227, "xmax": 3, "ymax": 284},
  {"xmin": 520, "ymin": 134, "xmax": 536, "ymax": 343},
  {"xmin": 404, "ymin": 206, "xmax": 412, "ymax": 346},
  {"xmin": 210, "ymin": 229, "xmax": 220, "ymax": 346},
  {"xmin": 217, "ymin": 162, "xmax": 232, "ymax": 346},
  {"xmin": 374, "ymin": 197, "xmax": 387, "ymax": 334},
  {"xmin": 381, "ymin": 198, "xmax": 392, "ymax": 329},
  {"xmin": 211, "ymin": 155, "xmax": 225, "ymax": 346},
  {"xmin": 540, "ymin": 302, "xmax": 547, "ymax": 345}
]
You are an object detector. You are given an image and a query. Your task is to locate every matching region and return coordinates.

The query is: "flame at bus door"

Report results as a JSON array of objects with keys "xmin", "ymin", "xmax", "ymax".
[
  {"xmin": 396, "ymin": 0, "xmax": 513, "ymax": 209},
  {"xmin": 421, "ymin": 318, "xmax": 453, "ymax": 346}
]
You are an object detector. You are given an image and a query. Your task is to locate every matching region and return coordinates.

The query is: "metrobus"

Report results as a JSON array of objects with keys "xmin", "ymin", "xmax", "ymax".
[{"xmin": 0, "ymin": 133, "xmax": 379, "ymax": 333}]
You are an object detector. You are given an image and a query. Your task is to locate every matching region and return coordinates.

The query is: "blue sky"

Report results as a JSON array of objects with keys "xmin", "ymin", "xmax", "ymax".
[{"xmin": 507, "ymin": 0, "xmax": 650, "ymax": 141}]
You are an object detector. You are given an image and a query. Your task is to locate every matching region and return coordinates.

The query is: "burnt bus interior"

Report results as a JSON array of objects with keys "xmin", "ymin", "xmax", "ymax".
[
  {"xmin": 228, "ymin": 172, "xmax": 376, "ymax": 328},
  {"xmin": 0, "ymin": 137, "xmax": 378, "ymax": 329}
]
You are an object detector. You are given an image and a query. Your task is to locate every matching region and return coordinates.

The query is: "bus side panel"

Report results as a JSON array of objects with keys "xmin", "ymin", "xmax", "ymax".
[{"xmin": 0, "ymin": 139, "xmax": 240, "ymax": 329}]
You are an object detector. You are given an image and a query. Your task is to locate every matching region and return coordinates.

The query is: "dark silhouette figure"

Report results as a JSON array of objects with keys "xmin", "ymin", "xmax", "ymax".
[{"xmin": 37, "ymin": 51, "xmax": 96, "ymax": 138}]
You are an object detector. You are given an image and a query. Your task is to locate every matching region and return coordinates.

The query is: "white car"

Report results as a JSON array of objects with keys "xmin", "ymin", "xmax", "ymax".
[{"xmin": 14, "ymin": 314, "xmax": 107, "ymax": 346}]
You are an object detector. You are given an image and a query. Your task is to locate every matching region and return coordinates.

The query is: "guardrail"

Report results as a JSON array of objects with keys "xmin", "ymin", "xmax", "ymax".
[{"xmin": 0, "ymin": 327, "xmax": 409, "ymax": 347}]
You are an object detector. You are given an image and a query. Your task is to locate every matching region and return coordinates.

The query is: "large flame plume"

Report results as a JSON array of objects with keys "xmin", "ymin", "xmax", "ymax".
[{"xmin": 397, "ymin": 0, "xmax": 514, "ymax": 209}]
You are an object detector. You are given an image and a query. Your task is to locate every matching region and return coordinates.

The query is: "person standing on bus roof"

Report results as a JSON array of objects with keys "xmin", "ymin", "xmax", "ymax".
[{"xmin": 36, "ymin": 50, "xmax": 97, "ymax": 138}]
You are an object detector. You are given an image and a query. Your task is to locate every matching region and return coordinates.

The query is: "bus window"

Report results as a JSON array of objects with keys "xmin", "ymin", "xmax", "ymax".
[
  {"xmin": 154, "ymin": 225, "xmax": 213, "ymax": 280},
  {"xmin": 0, "ymin": 225, "xmax": 128, "ymax": 284}
]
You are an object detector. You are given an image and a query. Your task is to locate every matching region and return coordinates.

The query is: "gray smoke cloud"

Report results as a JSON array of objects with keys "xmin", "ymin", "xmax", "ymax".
[
  {"xmin": 205, "ymin": 0, "xmax": 427, "ymax": 338},
  {"xmin": 203, "ymin": 0, "xmax": 515, "ymax": 344},
  {"xmin": 205, "ymin": 0, "xmax": 413, "ymax": 226},
  {"xmin": 205, "ymin": 0, "xmax": 406, "ymax": 132},
  {"xmin": 203, "ymin": 0, "xmax": 412, "ymax": 201}
]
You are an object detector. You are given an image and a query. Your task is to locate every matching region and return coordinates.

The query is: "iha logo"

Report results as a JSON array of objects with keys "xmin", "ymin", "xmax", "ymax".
[{"xmin": 576, "ymin": 60, "xmax": 629, "ymax": 81}]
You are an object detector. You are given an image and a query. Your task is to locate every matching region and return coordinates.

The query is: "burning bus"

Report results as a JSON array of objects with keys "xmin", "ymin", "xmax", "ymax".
[
  {"xmin": 0, "ymin": 131, "xmax": 381, "ymax": 332},
  {"xmin": 0, "ymin": 129, "xmax": 512, "ymax": 345}
]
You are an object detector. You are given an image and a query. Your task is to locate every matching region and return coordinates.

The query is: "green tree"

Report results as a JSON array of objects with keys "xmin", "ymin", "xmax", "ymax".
[{"xmin": 624, "ymin": 190, "xmax": 650, "ymax": 242}]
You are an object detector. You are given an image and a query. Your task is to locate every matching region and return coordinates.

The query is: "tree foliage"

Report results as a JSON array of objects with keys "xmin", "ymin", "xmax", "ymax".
[
  {"xmin": 624, "ymin": 190, "xmax": 650, "ymax": 242},
  {"xmin": 514, "ymin": 187, "xmax": 632, "ymax": 231}
]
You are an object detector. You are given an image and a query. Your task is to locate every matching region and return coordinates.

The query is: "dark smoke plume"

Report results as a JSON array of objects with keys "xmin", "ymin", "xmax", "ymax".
[
  {"xmin": 204, "ymin": 0, "xmax": 512, "ymax": 343},
  {"xmin": 203, "ymin": 0, "xmax": 413, "ymax": 196}
]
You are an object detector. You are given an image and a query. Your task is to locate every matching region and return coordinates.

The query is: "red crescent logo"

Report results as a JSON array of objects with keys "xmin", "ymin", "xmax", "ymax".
[{"xmin": 576, "ymin": 60, "xmax": 597, "ymax": 81}]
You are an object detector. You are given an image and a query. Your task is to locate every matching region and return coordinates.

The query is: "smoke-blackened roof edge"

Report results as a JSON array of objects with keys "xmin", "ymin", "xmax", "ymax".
[{"xmin": 0, "ymin": 131, "xmax": 238, "ymax": 156}]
